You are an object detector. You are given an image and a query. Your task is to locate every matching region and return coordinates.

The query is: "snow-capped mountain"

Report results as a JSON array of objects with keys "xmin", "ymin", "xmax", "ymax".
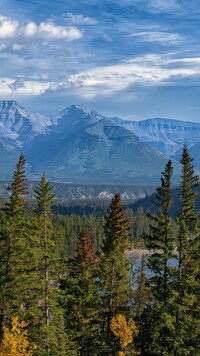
[
  {"xmin": 0, "ymin": 100, "xmax": 199, "ymax": 183},
  {"xmin": 24, "ymin": 109, "xmax": 170, "ymax": 183},
  {"xmin": 0, "ymin": 100, "xmax": 53, "ymax": 148},
  {"xmin": 106, "ymin": 117, "xmax": 200, "ymax": 156},
  {"xmin": 51, "ymin": 103, "xmax": 104, "ymax": 135}
]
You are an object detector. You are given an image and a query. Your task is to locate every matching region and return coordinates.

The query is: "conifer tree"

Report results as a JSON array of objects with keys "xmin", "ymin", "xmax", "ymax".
[
  {"xmin": 9, "ymin": 153, "xmax": 28, "ymax": 213},
  {"xmin": 146, "ymin": 160, "xmax": 174, "ymax": 304},
  {"xmin": 33, "ymin": 175, "xmax": 70, "ymax": 355},
  {"xmin": 174, "ymin": 145, "xmax": 200, "ymax": 355},
  {"xmin": 63, "ymin": 230, "xmax": 101, "ymax": 355},
  {"xmin": 34, "ymin": 174, "xmax": 55, "ymax": 330},
  {"xmin": 0, "ymin": 154, "xmax": 33, "ymax": 328},
  {"xmin": 100, "ymin": 193, "xmax": 132, "ymax": 353},
  {"xmin": 141, "ymin": 160, "xmax": 176, "ymax": 355}
]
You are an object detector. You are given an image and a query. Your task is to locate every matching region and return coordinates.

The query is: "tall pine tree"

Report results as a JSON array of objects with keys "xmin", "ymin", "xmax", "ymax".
[
  {"xmin": 33, "ymin": 175, "xmax": 70, "ymax": 355},
  {"xmin": 100, "ymin": 193, "xmax": 132, "ymax": 354},
  {"xmin": 141, "ymin": 160, "xmax": 176, "ymax": 355},
  {"xmin": 175, "ymin": 145, "xmax": 200, "ymax": 355},
  {"xmin": 0, "ymin": 154, "xmax": 33, "ymax": 328},
  {"xmin": 62, "ymin": 230, "xmax": 101, "ymax": 355}
]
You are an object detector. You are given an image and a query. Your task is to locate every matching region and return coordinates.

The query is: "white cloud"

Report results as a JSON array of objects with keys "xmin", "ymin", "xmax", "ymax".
[
  {"xmin": 0, "ymin": 15, "xmax": 83, "ymax": 41},
  {"xmin": 0, "ymin": 77, "xmax": 16, "ymax": 96},
  {"xmin": 131, "ymin": 31, "xmax": 182, "ymax": 45},
  {"xmin": 65, "ymin": 12, "xmax": 97, "ymax": 25},
  {"xmin": 15, "ymin": 81, "xmax": 50, "ymax": 95},
  {"xmin": 22, "ymin": 22, "xmax": 37, "ymax": 37},
  {"xmin": 0, "ymin": 15, "xmax": 18, "ymax": 38},
  {"xmin": 62, "ymin": 54, "xmax": 200, "ymax": 96},
  {"xmin": 22, "ymin": 21, "xmax": 83, "ymax": 40},
  {"xmin": 2, "ymin": 55, "xmax": 200, "ymax": 98}
]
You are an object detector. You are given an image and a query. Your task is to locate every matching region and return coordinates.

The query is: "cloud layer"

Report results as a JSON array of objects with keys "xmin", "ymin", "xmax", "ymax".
[
  {"xmin": 0, "ymin": 0, "xmax": 200, "ymax": 120},
  {"xmin": 0, "ymin": 15, "xmax": 83, "ymax": 41},
  {"xmin": 1, "ymin": 54, "xmax": 200, "ymax": 99}
]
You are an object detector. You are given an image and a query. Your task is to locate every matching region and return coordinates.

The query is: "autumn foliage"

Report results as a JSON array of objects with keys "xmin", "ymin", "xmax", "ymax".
[
  {"xmin": 0, "ymin": 316, "xmax": 36, "ymax": 356},
  {"xmin": 111, "ymin": 314, "xmax": 139, "ymax": 355}
]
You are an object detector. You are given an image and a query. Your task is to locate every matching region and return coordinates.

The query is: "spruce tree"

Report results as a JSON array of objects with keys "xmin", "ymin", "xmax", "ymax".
[
  {"xmin": 33, "ymin": 175, "xmax": 70, "ymax": 355},
  {"xmin": 62, "ymin": 230, "xmax": 101, "ymax": 355},
  {"xmin": 141, "ymin": 160, "xmax": 176, "ymax": 355},
  {"xmin": 0, "ymin": 154, "xmax": 33, "ymax": 328},
  {"xmin": 100, "ymin": 193, "xmax": 132, "ymax": 354},
  {"xmin": 174, "ymin": 145, "xmax": 200, "ymax": 355},
  {"xmin": 34, "ymin": 174, "xmax": 55, "ymax": 331},
  {"xmin": 146, "ymin": 160, "xmax": 174, "ymax": 304}
]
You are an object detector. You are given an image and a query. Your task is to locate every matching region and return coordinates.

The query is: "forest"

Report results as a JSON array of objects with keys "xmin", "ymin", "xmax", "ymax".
[{"xmin": 0, "ymin": 144, "xmax": 200, "ymax": 355}]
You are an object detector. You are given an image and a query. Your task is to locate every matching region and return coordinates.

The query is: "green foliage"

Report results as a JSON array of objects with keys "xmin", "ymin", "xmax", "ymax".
[
  {"xmin": 140, "ymin": 149, "xmax": 200, "ymax": 355},
  {"xmin": 32, "ymin": 175, "xmax": 70, "ymax": 355},
  {"xmin": 100, "ymin": 194, "xmax": 132, "ymax": 352},
  {"xmin": 0, "ymin": 151, "xmax": 200, "ymax": 355},
  {"xmin": 0, "ymin": 153, "xmax": 34, "ymax": 327},
  {"xmin": 146, "ymin": 160, "xmax": 175, "ymax": 303},
  {"xmin": 62, "ymin": 230, "xmax": 102, "ymax": 355},
  {"xmin": 9, "ymin": 153, "xmax": 28, "ymax": 213},
  {"xmin": 174, "ymin": 145, "xmax": 200, "ymax": 355},
  {"xmin": 140, "ymin": 160, "xmax": 177, "ymax": 355}
]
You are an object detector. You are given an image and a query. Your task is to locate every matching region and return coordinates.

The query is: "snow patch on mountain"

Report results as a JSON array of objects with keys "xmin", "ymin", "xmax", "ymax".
[{"xmin": 0, "ymin": 100, "xmax": 53, "ymax": 147}]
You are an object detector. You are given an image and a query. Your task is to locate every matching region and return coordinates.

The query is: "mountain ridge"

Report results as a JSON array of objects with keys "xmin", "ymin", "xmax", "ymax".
[{"xmin": 0, "ymin": 100, "xmax": 198, "ymax": 183}]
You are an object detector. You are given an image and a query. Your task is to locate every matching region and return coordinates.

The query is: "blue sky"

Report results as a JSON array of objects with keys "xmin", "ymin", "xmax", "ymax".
[{"xmin": 0, "ymin": 0, "xmax": 200, "ymax": 121}]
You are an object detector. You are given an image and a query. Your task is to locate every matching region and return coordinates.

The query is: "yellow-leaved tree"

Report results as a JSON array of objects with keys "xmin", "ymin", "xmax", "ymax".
[
  {"xmin": 0, "ymin": 316, "xmax": 36, "ymax": 356},
  {"xmin": 111, "ymin": 314, "xmax": 139, "ymax": 355}
]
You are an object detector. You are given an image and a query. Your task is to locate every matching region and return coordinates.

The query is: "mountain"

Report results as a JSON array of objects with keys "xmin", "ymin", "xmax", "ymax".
[
  {"xmin": 0, "ymin": 100, "xmax": 53, "ymax": 149},
  {"xmin": 106, "ymin": 117, "xmax": 200, "ymax": 157},
  {"xmin": 0, "ymin": 100, "xmax": 197, "ymax": 183},
  {"xmin": 24, "ymin": 107, "xmax": 171, "ymax": 183}
]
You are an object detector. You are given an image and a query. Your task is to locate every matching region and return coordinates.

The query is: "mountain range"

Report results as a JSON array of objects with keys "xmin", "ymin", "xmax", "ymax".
[{"xmin": 0, "ymin": 100, "xmax": 199, "ymax": 184}]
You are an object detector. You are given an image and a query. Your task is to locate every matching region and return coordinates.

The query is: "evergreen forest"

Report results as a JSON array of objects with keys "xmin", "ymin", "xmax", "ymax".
[{"xmin": 0, "ymin": 145, "xmax": 200, "ymax": 355}]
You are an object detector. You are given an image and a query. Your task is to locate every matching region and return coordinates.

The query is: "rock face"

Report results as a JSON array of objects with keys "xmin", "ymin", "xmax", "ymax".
[
  {"xmin": 1, "ymin": 100, "xmax": 199, "ymax": 183},
  {"xmin": 106, "ymin": 117, "xmax": 200, "ymax": 156}
]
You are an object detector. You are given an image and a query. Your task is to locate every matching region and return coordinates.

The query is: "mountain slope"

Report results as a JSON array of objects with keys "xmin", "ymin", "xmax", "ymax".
[
  {"xmin": 106, "ymin": 117, "xmax": 200, "ymax": 156},
  {"xmin": 24, "ymin": 114, "xmax": 172, "ymax": 183}
]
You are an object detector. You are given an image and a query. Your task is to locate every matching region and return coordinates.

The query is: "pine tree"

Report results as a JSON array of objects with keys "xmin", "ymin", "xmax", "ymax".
[
  {"xmin": 34, "ymin": 175, "xmax": 55, "ymax": 331},
  {"xmin": 0, "ymin": 154, "xmax": 33, "ymax": 328},
  {"xmin": 33, "ymin": 175, "xmax": 70, "ymax": 355},
  {"xmin": 174, "ymin": 145, "xmax": 200, "ymax": 355},
  {"xmin": 63, "ymin": 230, "xmax": 101, "ymax": 355},
  {"xmin": 140, "ymin": 160, "xmax": 176, "ymax": 355},
  {"xmin": 9, "ymin": 153, "xmax": 28, "ymax": 213},
  {"xmin": 146, "ymin": 160, "xmax": 174, "ymax": 304},
  {"xmin": 100, "ymin": 193, "xmax": 132, "ymax": 354}
]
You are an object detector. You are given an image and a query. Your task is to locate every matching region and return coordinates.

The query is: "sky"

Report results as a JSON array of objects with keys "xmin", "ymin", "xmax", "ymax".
[{"xmin": 0, "ymin": 0, "xmax": 200, "ymax": 121}]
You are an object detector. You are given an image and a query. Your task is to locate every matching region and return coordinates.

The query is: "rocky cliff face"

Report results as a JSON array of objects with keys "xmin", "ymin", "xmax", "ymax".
[{"xmin": 106, "ymin": 117, "xmax": 200, "ymax": 156}]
